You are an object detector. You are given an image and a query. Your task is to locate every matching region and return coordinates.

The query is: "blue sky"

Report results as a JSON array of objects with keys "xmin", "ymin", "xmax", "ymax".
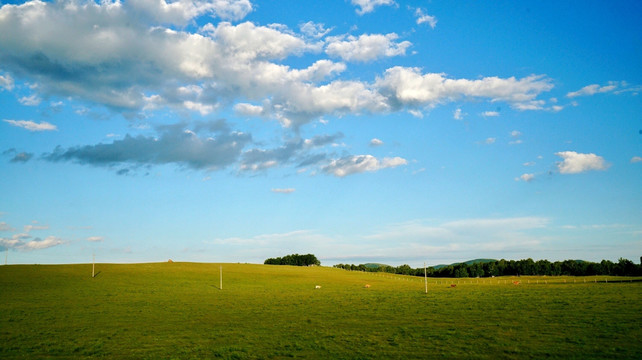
[{"xmin": 1, "ymin": 0, "xmax": 641, "ymax": 267}]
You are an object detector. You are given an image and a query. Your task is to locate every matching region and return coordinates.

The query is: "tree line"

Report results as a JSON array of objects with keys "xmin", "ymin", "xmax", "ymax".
[
  {"xmin": 264, "ymin": 253, "xmax": 320, "ymax": 266},
  {"xmin": 333, "ymin": 258, "xmax": 642, "ymax": 278}
]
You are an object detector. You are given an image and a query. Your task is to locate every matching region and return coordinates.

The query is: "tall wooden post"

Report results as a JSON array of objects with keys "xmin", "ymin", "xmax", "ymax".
[
  {"xmin": 220, "ymin": 265, "xmax": 223, "ymax": 290},
  {"xmin": 92, "ymin": 253, "xmax": 95, "ymax": 278},
  {"xmin": 424, "ymin": 262, "xmax": 428, "ymax": 294}
]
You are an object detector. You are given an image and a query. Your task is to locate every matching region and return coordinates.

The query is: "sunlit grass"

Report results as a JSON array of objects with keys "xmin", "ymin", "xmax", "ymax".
[{"xmin": 1, "ymin": 263, "xmax": 640, "ymax": 359}]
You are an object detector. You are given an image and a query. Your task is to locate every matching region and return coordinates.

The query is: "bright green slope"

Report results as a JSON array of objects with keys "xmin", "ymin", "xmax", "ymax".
[{"xmin": 1, "ymin": 263, "xmax": 641, "ymax": 359}]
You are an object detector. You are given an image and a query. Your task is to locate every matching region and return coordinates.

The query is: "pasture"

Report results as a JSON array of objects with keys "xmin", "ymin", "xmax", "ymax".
[{"xmin": 1, "ymin": 262, "xmax": 641, "ymax": 359}]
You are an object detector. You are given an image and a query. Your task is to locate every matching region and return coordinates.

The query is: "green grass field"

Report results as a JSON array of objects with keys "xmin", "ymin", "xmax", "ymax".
[{"xmin": 1, "ymin": 263, "xmax": 641, "ymax": 359}]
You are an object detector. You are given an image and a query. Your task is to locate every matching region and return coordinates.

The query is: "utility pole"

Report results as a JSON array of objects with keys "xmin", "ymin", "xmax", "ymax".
[
  {"xmin": 220, "ymin": 265, "xmax": 223, "ymax": 290},
  {"xmin": 92, "ymin": 253, "xmax": 95, "ymax": 278},
  {"xmin": 424, "ymin": 262, "xmax": 428, "ymax": 294}
]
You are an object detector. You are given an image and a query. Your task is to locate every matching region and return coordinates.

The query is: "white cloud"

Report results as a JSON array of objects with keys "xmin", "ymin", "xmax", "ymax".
[
  {"xmin": 510, "ymin": 130, "xmax": 522, "ymax": 138},
  {"xmin": 0, "ymin": 237, "xmax": 21, "ymax": 249},
  {"xmin": 631, "ymin": 156, "xmax": 642, "ymax": 163},
  {"xmin": 351, "ymin": 0, "xmax": 396, "ymax": 15},
  {"xmin": 4, "ymin": 119, "xmax": 57, "ymax": 131},
  {"xmin": 414, "ymin": 8, "xmax": 437, "ymax": 28},
  {"xmin": 325, "ymin": 33, "xmax": 411, "ymax": 62},
  {"xmin": 518, "ymin": 173, "xmax": 535, "ymax": 182},
  {"xmin": 453, "ymin": 108, "xmax": 465, "ymax": 120},
  {"xmin": 87, "ymin": 236, "xmax": 104, "ymax": 242},
  {"xmin": 0, "ymin": 73, "xmax": 14, "ymax": 90},
  {"xmin": 18, "ymin": 94, "xmax": 41, "ymax": 106},
  {"xmin": 484, "ymin": 137, "xmax": 496, "ymax": 145},
  {"xmin": 523, "ymin": 161, "xmax": 535, "ymax": 166},
  {"xmin": 127, "ymin": 0, "xmax": 253, "ymax": 25},
  {"xmin": 482, "ymin": 111, "xmax": 500, "ymax": 117},
  {"xmin": 369, "ymin": 138, "xmax": 384, "ymax": 146},
  {"xmin": 299, "ymin": 21, "xmax": 331, "ymax": 39},
  {"xmin": 567, "ymin": 82, "xmax": 619, "ymax": 98},
  {"xmin": 375, "ymin": 67, "xmax": 553, "ymax": 111},
  {"xmin": 0, "ymin": 1, "xmax": 555, "ymax": 132},
  {"xmin": 323, "ymin": 154, "xmax": 407, "ymax": 177},
  {"xmin": 183, "ymin": 100, "xmax": 214, "ymax": 115},
  {"xmin": 555, "ymin": 151, "xmax": 609, "ymax": 174},
  {"xmin": 234, "ymin": 103, "xmax": 265, "ymax": 117},
  {"xmin": 22, "ymin": 236, "xmax": 63, "ymax": 250},
  {"xmin": 356, "ymin": 217, "xmax": 550, "ymax": 264},
  {"xmin": 271, "ymin": 188, "xmax": 295, "ymax": 194}
]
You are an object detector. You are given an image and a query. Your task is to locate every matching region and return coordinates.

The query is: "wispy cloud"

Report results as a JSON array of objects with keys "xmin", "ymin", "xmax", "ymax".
[
  {"xmin": 482, "ymin": 111, "xmax": 500, "ymax": 117},
  {"xmin": 414, "ymin": 8, "xmax": 437, "ymax": 28},
  {"xmin": 4, "ymin": 120, "xmax": 57, "ymax": 132},
  {"xmin": 351, "ymin": 0, "xmax": 396, "ymax": 15},
  {"xmin": 566, "ymin": 82, "xmax": 619, "ymax": 98},
  {"xmin": 271, "ymin": 188, "xmax": 295, "ymax": 194},
  {"xmin": 323, "ymin": 155, "xmax": 407, "ymax": 177}
]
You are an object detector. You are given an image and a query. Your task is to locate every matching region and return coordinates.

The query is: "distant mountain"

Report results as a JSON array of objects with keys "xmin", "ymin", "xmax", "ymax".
[
  {"xmin": 363, "ymin": 263, "xmax": 390, "ymax": 269},
  {"xmin": 431, "ymin": 258, "xmax": 497, "ymax": 270}
]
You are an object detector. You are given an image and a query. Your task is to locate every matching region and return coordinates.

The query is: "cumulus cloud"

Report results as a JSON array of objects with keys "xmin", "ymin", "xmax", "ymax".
[
  {"xmin": 0, "ymin": 1, "xmax": 555, "ymax": 131},
  {"xmin": 414, "ymin": 8, "xmax": 437, "ymax": 28},
  {"xmin": 1, "ymin": 229, "xmax": 64, "ymax": 251},
  {"xmin": 325, "ymin": 33, "xmax": 411, "ymax": 62},
  {"xmin": 44, "ymin": 120, "xmax": 251, "ymax": 172},
  {"xmin": 4, "ymin": 120, "xmax": 57, "ymax": 131},
  {"xmin": 566, "ymin": 82, "xmax": 619, "ymax": 98},
  {"xmin": 127, "ymin": 0, "xmax": 253, "ymax": 25},
  {"xmin": 323, "ymin": 155, "xmax": 407, "ymax": 177},
  {"xmin": 87, "ymin": 236, "xmax": 104, "ymax": 242},
  {"xmin": 369, "ymin": 138, "xmax": 384, "ymax": 146},
  {"xmin": 22, "ymin": 236, "xmax": 64, "ymax": 250},
  {"xmin": 555, "ymin": 151, "xmax": 609, "ymax": 174},
  {"xmin": 375, "ymin": 67, "xmax": 553, "ymax": 111},
  {"xmin": 351, "ymin": 0, "xmax": 396, "ymax": 15}
]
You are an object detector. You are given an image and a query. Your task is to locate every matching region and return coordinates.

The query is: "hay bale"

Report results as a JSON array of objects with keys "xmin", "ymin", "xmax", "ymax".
[{"xmin": 168, "ymin": 259, "xmax": 173, "ymax": 263}]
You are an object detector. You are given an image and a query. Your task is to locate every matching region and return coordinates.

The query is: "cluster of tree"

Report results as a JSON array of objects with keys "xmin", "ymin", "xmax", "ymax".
[
  {"xmin": 334, "ymin": 258, "xmax": 642, "ymax": 278},
  {"xmin": 264, "ymin": 253, "xmax": 320, "ymax": 266}
]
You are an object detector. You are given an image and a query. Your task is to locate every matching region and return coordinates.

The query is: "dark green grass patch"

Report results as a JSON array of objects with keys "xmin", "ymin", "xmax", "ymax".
[{"xmin": 1, "ymin": 263, "xmax": 640, "ymax": 359}]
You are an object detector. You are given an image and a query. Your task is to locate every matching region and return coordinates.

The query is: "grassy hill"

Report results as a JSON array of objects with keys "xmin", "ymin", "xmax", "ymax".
[{"xmin": 1, "ymin": 262, "xmax": 641, "ymax": 359}]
